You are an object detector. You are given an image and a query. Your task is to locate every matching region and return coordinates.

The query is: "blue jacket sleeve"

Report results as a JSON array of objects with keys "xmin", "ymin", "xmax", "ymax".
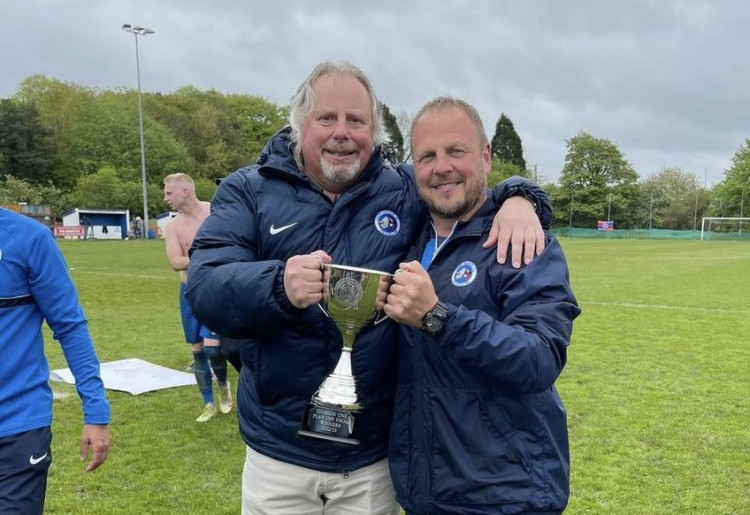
[
  {"xmin": 30, "ymin": 230, "xmax": 110, "ymax": 425},
  {"xmin": 435, "ymin": 238, "xmax": 580, "ymax": 393},
  {"xmin": 186, "ymin": 170, "xmax": 303, "ymax": 339},
  {"xmin": 490, "ymin": 175, "xmax": 553, "ymax": 229}
]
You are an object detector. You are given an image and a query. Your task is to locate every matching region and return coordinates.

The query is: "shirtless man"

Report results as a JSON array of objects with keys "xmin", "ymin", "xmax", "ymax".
[{"xmin": 163, "ymin": 173, "xmax": 232, "ymax": 422}]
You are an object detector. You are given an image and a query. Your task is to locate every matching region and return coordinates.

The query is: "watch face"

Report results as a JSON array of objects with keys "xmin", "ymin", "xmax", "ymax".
[
  {"xmin": 426, "ymin": 314, "xmax": 443, "ymax": 332},
  {"xmin": 423, "ymin": 301, "xmax": 447, "ymax": 334}
]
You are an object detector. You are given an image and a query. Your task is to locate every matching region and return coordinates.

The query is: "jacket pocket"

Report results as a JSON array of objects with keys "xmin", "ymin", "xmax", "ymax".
[{"xmin": 428, "ymin": 388, "xmax": 534, "ymax": 505}]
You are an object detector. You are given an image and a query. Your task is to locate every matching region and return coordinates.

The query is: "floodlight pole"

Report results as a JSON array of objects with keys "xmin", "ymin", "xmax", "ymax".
[{"xmin": 122, "ymin": 24, "xmax": 154, "ymax": 238}]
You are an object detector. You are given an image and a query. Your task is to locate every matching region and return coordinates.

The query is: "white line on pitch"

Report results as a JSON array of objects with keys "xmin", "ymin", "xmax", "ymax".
[
  {"xmin": 70, "ymin": 270, "xmax": 173, "ymax": 280},
  {"xmin": 583, "ymin": 301, "xmax": 750, "ymax": 314}
]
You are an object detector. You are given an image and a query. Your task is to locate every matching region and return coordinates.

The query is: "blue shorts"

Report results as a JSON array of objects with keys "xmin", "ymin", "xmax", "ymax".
[
  {"xmin": 0, "ymin": 426, "xmax": 52, "ymax": 515},
  {"xmin": 180, "ymin": 283, "xmax": 220, "ymax": 343}
]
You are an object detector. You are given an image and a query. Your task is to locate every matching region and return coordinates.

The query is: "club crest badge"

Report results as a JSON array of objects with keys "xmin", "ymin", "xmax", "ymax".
[
  {"xmin": 452, "ymin": 261, "xmax": 478, "ymax": 287},
  {"xmin": 374, "ymin": 210, "xmax": 400, "ymax": 236}
]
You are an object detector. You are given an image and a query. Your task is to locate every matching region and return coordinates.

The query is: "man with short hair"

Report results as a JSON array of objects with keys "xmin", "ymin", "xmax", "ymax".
[
  {"xmin": 163, "ymin": 173, "xmax": 232, "ymax": 422},
  {"xmin": 383, "ymin": 97, "xmax": 581, "ymax": 514},
  {"xmin": 0, "ymin": 207, "xmax": 111, "ymax": 514},
  {"xmin": 187, "ymin": 61, "xmax": 551, "ymax": 514}
]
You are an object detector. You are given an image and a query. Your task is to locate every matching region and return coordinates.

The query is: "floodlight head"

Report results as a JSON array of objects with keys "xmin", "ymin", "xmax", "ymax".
[{"xmin": 122, "ymin": 24, "xmax": 154, "ymax": 36}]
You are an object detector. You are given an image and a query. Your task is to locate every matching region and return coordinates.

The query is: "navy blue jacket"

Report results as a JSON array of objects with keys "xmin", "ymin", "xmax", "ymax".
[
  {"xmin": 389, "ymin": 200, "xmax": 581, "ymax": 514},
  {"xmin": 187, "ymin": 128, "xmax": 551, "ymax": 473}
]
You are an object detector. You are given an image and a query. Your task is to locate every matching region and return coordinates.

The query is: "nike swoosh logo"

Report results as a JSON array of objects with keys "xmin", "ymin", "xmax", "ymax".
[
  {"xmin": 30, "ymin": 452, "xmax": 48, "ymax": 465},
  {"xmin": 269, "ymin": 222, "xmax": 299, "ymax": 235}
]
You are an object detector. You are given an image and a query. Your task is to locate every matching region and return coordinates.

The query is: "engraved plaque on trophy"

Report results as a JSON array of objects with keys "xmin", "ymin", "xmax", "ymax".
[{"xmin": 298, "ymin": 263, "xmax": 392, "ymax": 445}]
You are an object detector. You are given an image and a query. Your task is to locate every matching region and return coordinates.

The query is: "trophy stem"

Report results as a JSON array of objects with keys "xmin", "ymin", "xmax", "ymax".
[{"xmin": 313, "ymin": 348, "xmax": 361, "ymax": 411}]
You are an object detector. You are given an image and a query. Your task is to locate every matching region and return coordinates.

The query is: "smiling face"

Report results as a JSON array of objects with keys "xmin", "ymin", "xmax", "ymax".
[
  {"xmin": 300, "ymin": 73, "xmax": 376, "ymax": 193},
  {"xmin": 411, "ymin": 106, "xmax": 491, "ymax": 232}
]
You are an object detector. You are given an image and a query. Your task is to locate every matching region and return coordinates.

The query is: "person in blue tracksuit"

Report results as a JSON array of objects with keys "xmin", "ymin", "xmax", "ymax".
[
  {"xmin": 0, "ymin": 208, "xmax": 111, "ymax": 514},
  {"xmin": 383, "ymin": 97, "xmax": 581, "ymax": 515},
  {"xmin": 186, "ymin": 61, "xmax": 551, "ymax": 514}
]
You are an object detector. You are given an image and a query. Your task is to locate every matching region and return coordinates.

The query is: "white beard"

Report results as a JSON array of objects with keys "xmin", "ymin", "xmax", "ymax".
[{"xmin": 321, "ymin": 157, "xmax": 362, "ymax": 185}]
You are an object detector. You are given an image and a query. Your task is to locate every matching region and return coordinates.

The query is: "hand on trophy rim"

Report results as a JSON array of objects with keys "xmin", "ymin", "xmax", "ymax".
[
  {"xmin": 284, "ymin": 251, "xmax": 331, "ymax": 309},
  {"xmin": 384, "ymin": 261, "xmax": 439, "ymax": 328},
  {"xmin": 310, "ymin": 250, "xmax": 326, "ymax": 270}
]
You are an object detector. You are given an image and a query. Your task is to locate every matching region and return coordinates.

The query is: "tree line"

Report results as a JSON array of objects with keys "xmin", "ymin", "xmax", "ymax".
[{"xmin": 1, "ymin": 74, "xmax": 749, "ymax": 230}]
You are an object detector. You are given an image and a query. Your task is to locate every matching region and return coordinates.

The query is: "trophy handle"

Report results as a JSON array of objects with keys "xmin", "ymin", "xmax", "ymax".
[
  {"xmin": 373, "ymin": 311, "xmax": 389, "ymax": 325},
  {"xmin": 317, "ymin": 302, "xmax": 330, "ymax": 318},
  {"xmin": 372, "ymin": 271, "xmax": 395, "ymax": 325}
]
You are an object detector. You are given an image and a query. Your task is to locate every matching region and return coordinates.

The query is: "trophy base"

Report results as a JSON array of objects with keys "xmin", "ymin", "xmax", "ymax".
[{"xmin": 298, "ymin": 402, "xmax": 361, "ymax": 446}]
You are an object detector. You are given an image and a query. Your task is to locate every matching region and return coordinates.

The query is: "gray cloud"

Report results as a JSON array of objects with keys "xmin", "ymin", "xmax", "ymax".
[{"xmin": 2, "ymin": 0, "xmax": 747, "ymax": 185}]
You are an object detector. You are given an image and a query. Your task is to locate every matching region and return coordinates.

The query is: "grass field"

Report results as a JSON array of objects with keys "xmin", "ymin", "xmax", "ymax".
[{"xmin": 43, "ymin": 238, "xmax": 749, "ymax": 514}]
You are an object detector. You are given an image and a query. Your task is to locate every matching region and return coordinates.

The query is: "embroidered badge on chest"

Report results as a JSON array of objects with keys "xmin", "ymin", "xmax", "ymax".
[
  {"xmin": 452, "ymin": 261, "xmax": 478, "ymax": 287},
  {"xmin": 374, "ymin": 210, "xmax": 400, "ymax": 236}
]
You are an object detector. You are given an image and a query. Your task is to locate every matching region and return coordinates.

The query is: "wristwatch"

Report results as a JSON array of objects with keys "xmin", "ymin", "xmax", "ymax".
[{"xmin": 421, "ymin": 300, "xmax": 449, "ymax": 335}]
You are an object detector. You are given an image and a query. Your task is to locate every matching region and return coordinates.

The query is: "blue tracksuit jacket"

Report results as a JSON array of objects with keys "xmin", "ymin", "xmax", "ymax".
[{"xmin": 0, "ymin": 208, "xmax": 110, "ymax": 439}]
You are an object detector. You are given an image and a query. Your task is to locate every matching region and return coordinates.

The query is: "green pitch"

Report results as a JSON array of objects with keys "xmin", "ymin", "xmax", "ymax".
[{"xmin": 44, "ymin": 239, "xmax": 749, "ymax": 514}]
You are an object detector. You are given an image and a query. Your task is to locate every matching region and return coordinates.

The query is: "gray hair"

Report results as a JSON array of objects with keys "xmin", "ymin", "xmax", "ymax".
[
  {"xmin": 289, "ymin": 61, "xmax": 390, "ymax": 168},
  {"xmin": 411, "ymin": 96, "xmax": 489, "ymax": 148}
]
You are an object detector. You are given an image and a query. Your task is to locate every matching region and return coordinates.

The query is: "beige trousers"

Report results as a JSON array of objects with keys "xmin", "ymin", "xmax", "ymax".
[{"xmin": 242, "ymin": 445, "xmax": 400, "ymax": 515}]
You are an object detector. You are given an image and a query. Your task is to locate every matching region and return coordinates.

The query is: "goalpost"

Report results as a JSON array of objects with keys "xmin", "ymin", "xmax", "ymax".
[{"xmin": 701, "ymin": 217, "xmax": 750, "ymax": 240}]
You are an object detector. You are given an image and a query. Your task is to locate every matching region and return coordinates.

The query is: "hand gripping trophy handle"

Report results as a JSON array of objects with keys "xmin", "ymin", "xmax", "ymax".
[{"xmin": 298, "ymin": 263, "xmax": 393, "ymax": 445}]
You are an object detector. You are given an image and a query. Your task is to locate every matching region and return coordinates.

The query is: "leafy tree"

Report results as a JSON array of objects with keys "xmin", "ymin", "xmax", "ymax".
[
  {"xmin": 488, "ymin": 159, "xmax": 530, "ymax": 188},
  {"xmin": 711, "ymin": 139, "xmax": 750, "ymax": 219},
  {"xmin": 396, "ymin": 110, "xmax": 413, "ymax": 162},
  {"xmin": 0, "ymin": 174, "xmax": 38, "ymax": 203},
  {"xmin": 557, "ymin": 131, "xmax": 639, "ymax": 228},
  {"xmin": 65, "ymin": 167, "xmax": 131, "ymax": 210},
  {"xmin": 150, "ymin": 87, "xmax": 287, "ymax": 180},
  {"xmin": 0, "ymin": 99, "xmax": 55, "ymax": 184},
  {"xmin": 15, "ymin": 75, "xmax": 95, "ymax": 188},
  {"xmin": 639, "ymin": 167, "xmax": 707, "ymax": 230},
  {"xmin": 0, "ymin": 174, "xmax": 66, "ymax": 221},
  {"xmin": 491, "ymin": 113, "xmax": 526, "ymax": 172},
  {"xmin": 379, "ymin": 102, "xmax": 404, "ymax": 163}
]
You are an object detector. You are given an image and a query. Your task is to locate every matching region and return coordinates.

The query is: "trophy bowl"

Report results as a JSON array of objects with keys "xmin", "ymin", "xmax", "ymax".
[{"xmin": 298, "ymin": 263, "xmax": 392, "ymax": 445}]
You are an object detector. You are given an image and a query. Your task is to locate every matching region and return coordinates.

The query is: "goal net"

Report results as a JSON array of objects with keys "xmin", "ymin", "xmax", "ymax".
[{"xmin": 700, "ymin": 217, "xmax": 750, "ymax": 240}]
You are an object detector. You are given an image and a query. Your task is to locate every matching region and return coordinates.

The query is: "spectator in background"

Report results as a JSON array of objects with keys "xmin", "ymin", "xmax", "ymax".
[
  {"xmin": 133, "ymin": 216, "xmax": 142, "ymax": 239},
  {"xmin": 163, "ymin": 173, "xmax": 233, "ymax": 422},
  {"xmin": 81, "ymin": 215, "xmax": 93, "ymax": 240},
  {"xmin": 0, "ymin": 207, "xmax": 111, "ymax": 514}
]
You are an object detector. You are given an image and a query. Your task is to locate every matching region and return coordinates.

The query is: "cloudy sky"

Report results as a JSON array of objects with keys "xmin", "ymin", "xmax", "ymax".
[{"xmin": 2, "ymin": 0, "xmax": 747, "ymax": 185}]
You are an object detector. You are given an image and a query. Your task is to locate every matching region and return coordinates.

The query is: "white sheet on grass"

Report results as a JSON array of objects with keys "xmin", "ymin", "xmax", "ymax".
[{"xmin": 50, "ymin": 358, "xmax": 196, "ymax": 395}]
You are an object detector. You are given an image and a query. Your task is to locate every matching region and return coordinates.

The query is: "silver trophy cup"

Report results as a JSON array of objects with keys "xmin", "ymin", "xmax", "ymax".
[{"xmin": 298, "ymin": 263, "xmax": 392, "ymax": 445}]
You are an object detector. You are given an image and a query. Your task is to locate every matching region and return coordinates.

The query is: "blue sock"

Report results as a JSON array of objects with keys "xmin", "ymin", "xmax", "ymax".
[
  {"xmin": 192, "ymin": 350, "xmax": 214, "ymax": 404},
  {"xmin": 205, "ymin": 345, "xmax": 228, "ymax": 385}
]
